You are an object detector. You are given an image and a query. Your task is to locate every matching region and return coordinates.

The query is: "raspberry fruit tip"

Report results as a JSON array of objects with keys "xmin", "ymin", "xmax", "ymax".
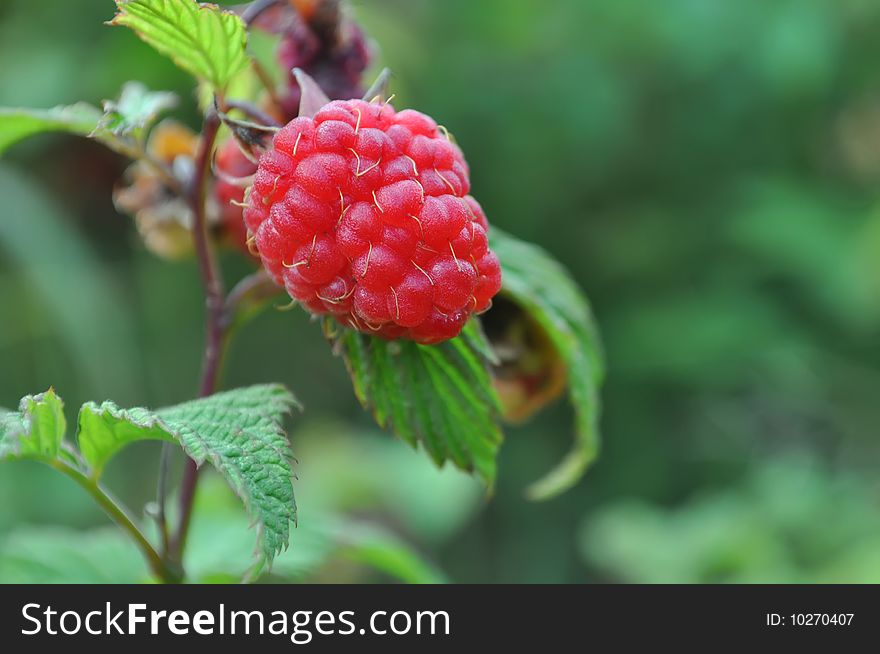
[{"xmin": 244, "ymin": 98, "xmax": 502, "ymax": 344}]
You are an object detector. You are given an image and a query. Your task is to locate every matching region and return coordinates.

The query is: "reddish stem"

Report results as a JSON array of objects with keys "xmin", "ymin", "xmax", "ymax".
[{"xmin": 169, "ymin": 108, "xmax": 225, "ymax": 567}]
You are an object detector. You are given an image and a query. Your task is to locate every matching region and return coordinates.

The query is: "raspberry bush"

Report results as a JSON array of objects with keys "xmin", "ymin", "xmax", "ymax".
[{"xmin": 0, "ymin": 0, "xmax": 602, "ymax": 583}]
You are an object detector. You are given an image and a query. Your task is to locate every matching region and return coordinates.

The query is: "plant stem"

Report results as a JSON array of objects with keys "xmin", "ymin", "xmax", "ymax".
[
  {"xmin": 223, "ymin": 269, "xmax": 283, "ymax": 331},
  {"xmin": 51, "ymin": 459, "xmax": 180, "ymax": 583},
  {"xmin": 155, "ymin": 442, "xmax": 172, "ymax": 556},
  {"xmin": 225, "ymin": 98, "xmax": 282, "ymax": 127},
  {"xmin": 169, "ymin": 107, "xmax": 225, "ymax": 567},
  {"xmin": 191, "ymin": 109, "xmax": 226, "ymax": 398}
]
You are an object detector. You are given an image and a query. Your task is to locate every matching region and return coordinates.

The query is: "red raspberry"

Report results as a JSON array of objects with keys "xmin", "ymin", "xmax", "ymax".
[
  {"xmin": 215, "ymin": 2, "xmax": 371, "ymax": 259},
  {"xmin": 244, "ymin": 99, "xmax": 502, "ymax": 344}
]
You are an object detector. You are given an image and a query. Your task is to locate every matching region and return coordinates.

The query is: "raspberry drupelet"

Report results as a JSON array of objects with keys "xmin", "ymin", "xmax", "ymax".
[{"xmin": 244, "ymin": 99, "xmax": 502, "ymax": 344}]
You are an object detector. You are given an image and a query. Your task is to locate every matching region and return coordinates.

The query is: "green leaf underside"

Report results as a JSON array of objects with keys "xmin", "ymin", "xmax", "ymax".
[
  {"xmin": 326, "ymin": 320, "xmax": 503, "ymax": 485},
  {"xmin": 490, "ymin": 228, "xmax": 605, "ymax": 500},
  {"xmin": 111, "ymin": 0, "xmax": 249, "ymax": 91},
  {"xmin": 0, "ymin": 104, "xmax": 102, "ymax": 155},
  {"xmin": 0, "ymin": 390, "xmax": 66, "ymax": 461},
  {"xmin": 77, "ymin": 384, "xmax": 299, "ymax": 565}
]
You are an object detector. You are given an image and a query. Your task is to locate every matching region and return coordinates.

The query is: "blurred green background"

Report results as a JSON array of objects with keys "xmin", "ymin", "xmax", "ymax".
[{"xmin": 3, "ymin": 0, "xmax": 880, "ymax": 583}]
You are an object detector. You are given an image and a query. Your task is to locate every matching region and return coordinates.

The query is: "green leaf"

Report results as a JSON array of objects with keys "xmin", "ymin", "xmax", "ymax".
[
  {"xmin": 185, "ymin": 504, "xmax": 334, "ymax": 583},
  {"xmin": 183, "ymin": 475, "xmax": 446, "ymax": 583},
  {"xmin": 334, "ymin": 521, "xmax": 448, "ymax": 584},
  {"xmin": 157, "ymin": 385, "xmax": 299, "ymax": 566},
  {"xmin": 0, "ymin": 103, "xmax": 102, "ymax": 155},
  {"xmin": 0, "ymin": 526, "xmax": 149, "ymax": 583},
  {"xmin": 77, "ymin": 384, "xmax": 299, "ymax": 566},
  {"xmin": 0, "ymin": 84, "xmax": 174, "ymax": 158},
  {"xmin": 181, "ymin": 473, "xmax": 336, "ymax": 583},
  {"xmin": 298, "ymin": 427, "xmax": 485, "ymax": 545},
  {"xmin": 96, "ymin": 81, "xmax": 177, "ymax": 139},
  {"xmin": 490, "ymin": 228, "xmax": 604, "ymax": 500},
  {"xmin": 76, "ymin": 402, "xmax": 174, "ymax": 478},
  {"xmin": 110, "ymin": 0, "xmax": 250, "ymax": 92},
  {"xmin": 325, "ymin": 319, "xmax": 503, "ymax": 484},
  {"xmin": 0, "ymin": 389, "xmax": 66, "ymax": 462}
]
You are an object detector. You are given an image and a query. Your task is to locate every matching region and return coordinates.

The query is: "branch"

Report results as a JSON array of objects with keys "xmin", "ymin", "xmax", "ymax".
[
  {"xmin": 50, "ymin": 459, "xmax": 180, "ymax": 583},
  {"xmin": 223, "ymin": 268, "xmax": 283, "ymax": 332},
  {"xmin": 168, "ymin": 107, "xmax": 225, "ymax": 566},
  {"xmin": 225, "ymin": 99, "xmax": 282, "ymax": 127},
  {"xmin": 155, "ymin": 442, "xmax": 172, "ymax": 557}
]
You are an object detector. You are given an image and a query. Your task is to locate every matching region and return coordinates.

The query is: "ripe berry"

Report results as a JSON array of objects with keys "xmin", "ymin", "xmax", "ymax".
[
  {"xmin": 213, "ymin": 1, "xmax": 371, "ymax": 260},
  {"xmin": 245, "ymin": 99, "xmax": 502, "ymax": 344}
]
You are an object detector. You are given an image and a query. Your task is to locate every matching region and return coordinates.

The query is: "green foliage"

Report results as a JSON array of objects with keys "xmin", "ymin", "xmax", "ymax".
[
  {"xmin": 0, "ymin": 103, "xmax": 102, "ymax": 155},
  {"xmin": 319, "ymin": 230, "xmax": 605, "ymax": 496},
  {"xmin": 296, "ymin": 426, "xmax": 485, "ymax": 545},
  {"xmin": 0, "ymin": 82, "xmax": 175, "ymax": 157},
  {"xmin": 1, "ymin": 385, "xmax": 299, "ymax": 573},
  {"xmin": 95, "ymin": 81, "xmax": 176, "ymax": 140},
  {"xmin": 0, "ymin": 165, "xmax": 140, "ymax": 398},
  {"xmin": 325, "ymin": 319, "xmax": 503, "ymax": 485},
  {"xmin": 0, "ymin": 506, "xmax": 444, "ymax": 585},
  {"xmin": 77, "ymin": 402, "xmax": 174, "ymax": 477},
  {"xmin": 0, "ymin": 526, "xmax": 149, "ymax": 583},
  {"xmin": 0, "ymin": 389, "xmax": 66, "ymax": 461},
  {"xmin": 110, "ymin": 0, "xmax": 249, "ymax": 92},
  {"xmin": 156, "ymin": 384, "xmax": 300, "ymax": 566},
  {"xmin": 579, "ymin": 457, "xmax": 880, "ymax": 583},
  {"xmin": 334, "ymin": 522, "xmax": 447, "ymax": 584},
  {"xmin": 491, "ymin": 229, "xmax": 604, "ymax": 499},
  {"xmin": 175, "ymin": 475, "xmax": 445, "ymax": 583},
  {"xmin": 78, "ymin": 384, "xmax": 299, "ymax": 566}
]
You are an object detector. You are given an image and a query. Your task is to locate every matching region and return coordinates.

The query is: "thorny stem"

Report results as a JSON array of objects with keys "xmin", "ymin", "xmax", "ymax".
[
  {"xmin": 167, "ymin": 107, "xmax": 225, "ymax": 570},
  {"xmin": 50, "ymin": 459, "xmax": 181, "ymax": 583}
]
